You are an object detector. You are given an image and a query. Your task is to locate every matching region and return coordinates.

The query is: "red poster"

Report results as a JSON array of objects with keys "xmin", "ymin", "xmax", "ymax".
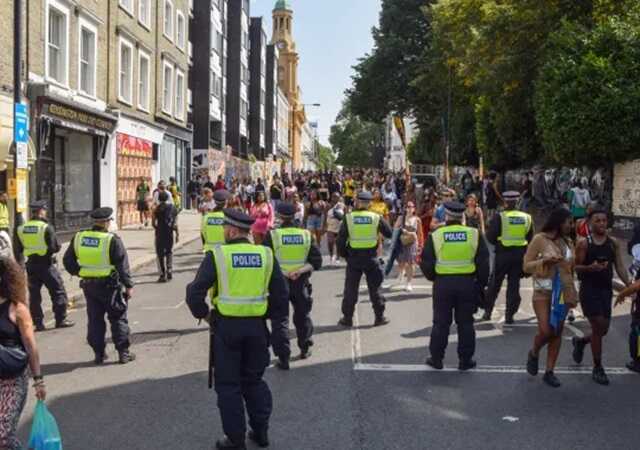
[{"xmin": 117, "ymin": 133, "xmax": 153, "ymax": 158}]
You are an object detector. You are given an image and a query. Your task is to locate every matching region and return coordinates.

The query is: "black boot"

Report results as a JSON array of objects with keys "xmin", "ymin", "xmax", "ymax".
[
  {"xmin": 55, "ymin": 318, "xmax": 75, "ymax": 329},
  {"xmin": 481, "ymin": 311, "xmax": 492, "ymax": 321},
  {"xmin": 248, "ymin": 429, "xmax": 269, "ymax": 448},
  {"xmin": 215, "ymin": 436, "xmax": 246, "ymax": 450},
  {"xmin": 626, "ymin": 360, "xmax": 640, "ymax": 373},
  {"xmin": 425, "ymin": 356, "xmax": 443, "ymax": 370},
  {"xmin": 374, "ymin": 315, "xmax": 390, "ymax": 326},
  {"xmin": 543, "ymin": 370, "xmax": 561, "ymax": 388},
  {"xmin": 338, "ymin": 317, "xmax": 353, "ymax": 327},
  {"xmin": 572, "ymin": 336, "xmax": 587, "ymax": 364},
  {"xmin": 459, "ymin": 359, "xmax": 477, "ymax": 371},
  {"xmin": 527, "ymin": 350, "xmax": 539, "ymax": 376},
  {"xmin": 592, "ymin": 366, "xmax": 610, "ymax": 386},
  {"xmin": 504, "ymin": 314, "xmax": 514, "ymax": 325},
  {"xmin": 275, "ymin": 356, "xmax": 289, "ymax": 370},
  {"xmin": 94, "ymin": 352, "xmax": 108, "ymax": 365}
]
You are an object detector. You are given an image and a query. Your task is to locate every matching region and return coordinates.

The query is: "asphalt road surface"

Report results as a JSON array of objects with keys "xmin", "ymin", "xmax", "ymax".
[{"xmin": 18, "ymin": 240, "xmax": 640, "ymax": 449}]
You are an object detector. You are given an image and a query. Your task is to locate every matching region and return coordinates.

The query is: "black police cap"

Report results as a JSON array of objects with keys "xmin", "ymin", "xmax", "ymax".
[
  {"xmin": 503, "ymin": 191, "xmax": 521, "ymax": 202},
  {"xmin": 444, "ymin": 201, "xmax": 465, "ymax": 216},
  {"xmin": 276, "ymin": 202, "xmax": 297, "ymax": 217},
  {"xmin": 214, "ymin": 190, "xmax": 230, "ymax": 204},
  {"xmin": 30, "ymin": 200, "xmax": 48, "ymax": 211},
  {"xmin": 357, "ymin": 191, "xmax": 373, "ymax": 202},
  {"xmin": 90, "ymin": 207, "xmax": 114, "ymax": 221},
  {"xmin": 223, "ymin": 208, "xmax": 254, "ymax": 230}
]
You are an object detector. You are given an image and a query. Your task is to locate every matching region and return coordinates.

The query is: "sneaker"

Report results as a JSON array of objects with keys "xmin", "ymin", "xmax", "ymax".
[
  {"xmin": 527, "ymin": 350, "xmax": 539, "ymax": 376},
  {"xmin": 167, "ymin": 272, "xmax": 173, "ymax": 281},
  {"xmin": 55, "ymin": 318, "xmax": 75, "ymax": 329},
  {"xmin": 405, "ymin": 283, "xmax": 413, "ymax": 292},
  {"xmin": 338, "ymin": 317, "xmax": 353, "ymax": 327},
  {"xmin": 157, "ymin": 275, "xmax": 167, "ymax": 283},
  {"xmin": 118, "ymin": 350, "xmax": 136, "ymax": 364},
  {"xmin": 425, "ymin": 357, "xmax": 444, "ymax": 370},
  {"xmin": 543, "ymin": 370, "xmax": 561, "ymax": 388},
  {"xmin": 572, "ymin": 336, "xmax": 586, "ymax": 364},
  {"xmin": 592, "ymin": 366, "xmax": 610, "ymax": 386}
]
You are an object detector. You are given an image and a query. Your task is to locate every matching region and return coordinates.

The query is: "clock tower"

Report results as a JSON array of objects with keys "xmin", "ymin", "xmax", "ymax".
[{"xmin": 272, "ymin": 0, "xmax": 305, "ymax": 171}]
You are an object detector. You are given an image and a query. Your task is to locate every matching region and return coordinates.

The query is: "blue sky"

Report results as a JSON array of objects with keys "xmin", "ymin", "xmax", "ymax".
[{"xmin": 250, "ymin": 0, "xmax": 382, "ymax": 145}]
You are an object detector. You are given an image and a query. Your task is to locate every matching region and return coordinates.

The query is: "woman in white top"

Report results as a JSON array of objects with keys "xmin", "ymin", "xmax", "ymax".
[{"xmin": 325, "ymin": 192, "xmax": 345, "ymax": 265}]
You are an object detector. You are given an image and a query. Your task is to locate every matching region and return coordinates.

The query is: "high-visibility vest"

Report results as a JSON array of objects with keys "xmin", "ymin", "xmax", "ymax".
[
  {"xmin": 0, "ymin": 203, "xmax": 9, "ymax": 229},
  {"xmin": 210, "ymin": 243, "xmax": 273, "ymax": 317},
  {"xmin": 270, "ymin": 227, "xmax": 311, "ymax": 275},
  {"xmin": 74, "ymin": 230, "xmax": 115, "ymax": 278},
  {"xmin": 346, "ymin": 211, "xmax": 380, "ymax": 249},
  {"xmin": 202, "ymin": 211, "xmax": 226, "ymax": 252},
  {"xmin": 17, "ymin": 221, "xmax": 48, "ymax": 257},
  {"xmin": 498, "ymin": 211, "xmax": 532, "ymax": 247},
  {"xmin": 432, "ymin": 224, "xmax": 479, "ymax": 275}
]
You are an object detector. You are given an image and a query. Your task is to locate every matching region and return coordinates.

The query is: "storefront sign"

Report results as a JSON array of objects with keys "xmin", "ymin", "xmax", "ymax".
[
  {"xmin": 45, "ymin": 101, "xmax": 115, "ymax": 133},
  {"xmin": 117, "ymin": 133, "xmax": 153, "ymax": 158},
  {"xmin": 16, "ymin": 169, "xmax": 27, "ymax": 213},
  {"xmin": 7, "ymin": 178, "xmax": 16, "ymax": 199}
]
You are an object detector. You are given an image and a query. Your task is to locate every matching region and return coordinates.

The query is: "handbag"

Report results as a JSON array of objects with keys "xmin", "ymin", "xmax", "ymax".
[
  {"xmin": 0, "ymin": 341, "xmax": 28, "ymax": 379},
  {"xmin": 399, "ymin": 214, "xmax": 416, "ymax": 246}
]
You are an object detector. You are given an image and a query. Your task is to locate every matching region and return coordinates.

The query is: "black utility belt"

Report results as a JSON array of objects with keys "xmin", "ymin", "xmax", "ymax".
[
  {"xmin": 0, "ymin": 338, "xmax": 23, "ymax": 348},
  {"xmin": 212, "ymin": 310, "xmax": 266, "ymax": 320}
]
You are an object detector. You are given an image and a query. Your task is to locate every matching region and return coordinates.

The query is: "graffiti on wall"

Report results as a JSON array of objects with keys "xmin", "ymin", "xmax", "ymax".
[{"xmin": 612, "ymin": 159, "xmax": 640, "ymax": 231}]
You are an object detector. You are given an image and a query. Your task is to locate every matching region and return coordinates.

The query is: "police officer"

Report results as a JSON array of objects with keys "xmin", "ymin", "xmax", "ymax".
[
  {"xmin": 186, "ymin": 209, "xmax": 289, "ymax": 450},
  {"xmin": 63, "ymin": 207, "xmax": 135, "ymax": 365},
  {"xmin": 483, "ymin": 191, "xmax": 533, "ymax": 323},
  {"xmin": 16, "ymin": 201, "xmax": 74, "ymax": 331},
  {"xmin": 153, "ymin": 191, "xmax": 179, "ymax": 282},
  {"xmin": 202, "ymin": 190, "xmax": 230, "ymax": 253},
  {"xmin": 263, "ymin": 202, "xmax": 323, "ymax": 368},
  {"xmin": 337, "ymin": 191, "xmax": 392, "ymax": 327},
  {"xmin": 420, "ymin": 201, "xmax": 490, "ymax": 370}
]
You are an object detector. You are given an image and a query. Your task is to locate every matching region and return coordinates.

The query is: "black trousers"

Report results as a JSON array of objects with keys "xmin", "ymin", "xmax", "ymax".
[
  {"xmin": 213, "ymin": 317, "xmax": 272, "ymax": 442},
  {"xmin": 81, "ymin": 280, "xmax": 130, "ymax": 354},
  {"xmin": 630, "ymin": 298, "xmax": 640, "ymax": 361},
  {"xmin": 155, "ymin": 234, "xmax": 174, "ymax": 276},
  {"xmin": 484, "ymin": 249, "xmax": 525, "ymax": 317},
  {"xmin": 26, "ymin": 262, "xmax": 68, "ymax": 324},
  {"xmin": 342, "ymin": 257, "xmax": 386, "ymax": 319},
  {"xmin": 289, "ymin": 277, "xmax": 313, "ymax": 353},
  {"xmin": 430, "ymin": 276, "xmax": 477, "ymax": 361}
]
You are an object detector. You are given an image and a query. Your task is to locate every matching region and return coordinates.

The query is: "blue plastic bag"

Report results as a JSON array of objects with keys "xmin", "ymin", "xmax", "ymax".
[
  {"xmin": 28, "ymin": 400, "xmax": 63, "ymax": 450},
  {"xmin": 549, "ymin": 268, "xmax": 567, "ymax": 333}
]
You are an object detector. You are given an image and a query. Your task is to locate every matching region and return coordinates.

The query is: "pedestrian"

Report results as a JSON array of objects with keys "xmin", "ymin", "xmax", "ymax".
[
  {"xmin": 430, "ymin": 190, "xmax": 454, "ymax": 230},
  {"xmin": 135, "ymin": 177, "xmax": 151, "ymax": 228},
  {"xmin": 614, "ymin": 281, "xmax": 640, "ymax": 373},
  {"xmin": 523, "ymin": 207, "xmax": 577, "ymax": 387},
  {"xmin": 483, "ymin": 191, "xmax": 534, "ymax": 323},
  {"xmin": 269, "ymin": 175, "xmax": 284, "ymax": 211},
  {"xmin": 393, "ymin": 201, "xmax": 423, "ymax": 292},
  {"xmin": 420, "ymin": 201, "xmax": 490, "ymax": 370},
  {"xmin": 291, "ymin": 192, "xmax": 305, "ymax": 227},
  {"xmin": 63, "ymin": 207, "xmax": 136, "ymax": 365},
  {"xmin": 202, "ymin": 190, "xmax": 230, "ymax": 253},
  {"xmin": 186, "ymin": 209, "xmax": 289, "ymax": 450},
  {"xmin": 305, "ymin": 190, "xmax": 326, "ymax": 245},
  {"xmin": 0, "ymin": 256, "xmax": 46, "ymax": 450},
  {"xmin": 204, "ymin": 176, "xmax": 215, "ymax": 192},
  {"xmin": 337, "ymin": 191, "xmax": 392, "ymax": 328},
  {"xmin": 572, "ymin": 206, "xmax": 630, "ymax": 385},
  {"xmin": 187, "ymin": 175, "xmax": 202, "ymax": 210},
  {"xmin": 250, "ymin": 191, "xmax": 273, "ymax": 245},
  {"xmin": 264, "ymin": 202, "xmax": 323, "ymax": 367},
  {"xmin": 15, "ymin": 201, "xmax": 75, "ymax": 331},
  {"xmin": 0, "ymin": 192, "xmax": 10, "ymax": 235},
  {"xmin": 153, "ymin": 180, "xmax": 174, "ymax": 207},
  {"xmin": 153, "ymin": 191, "xmax": 180, "ymax": 283},
  {"xmin": 484, "ymin": 172, "xmax": 501, "ymax": 222},
  {"xmin": 343, "ymin": 173, "xmax": 355, "ymax": 209},
  {"xmin": 463, "ymin": 194, "xmax": 485, "ymax": 234},
  {"xmin": 325, "ymin": 193, "xmax": 345, "ymax": 266},
  {"xmin": 214, "ymin": 175, "xmax": 226, "ymax": 191},
  {"xmin": 199, "ymin": 187, "xmax": 216, "ymax": 214},
  {"xmin": 168, "ymin": 177, "xmax": 182, "ymax": 211},
  {"xmin": 568, "ymin": 179, "xmax": 591, "ymax": 221}
]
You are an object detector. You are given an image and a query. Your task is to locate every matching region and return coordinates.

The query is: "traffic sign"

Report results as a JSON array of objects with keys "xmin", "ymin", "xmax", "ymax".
[
  {"xmin": 16, "ymin": 142, "xmax": 27, "ymax": 169},
  {"xmin": 14, "ymin": 103, "xmax": 28, "ymax": 144},
  {"xmin": 16, "ymin": 169, "xmax": 27, "ymax": 213}
]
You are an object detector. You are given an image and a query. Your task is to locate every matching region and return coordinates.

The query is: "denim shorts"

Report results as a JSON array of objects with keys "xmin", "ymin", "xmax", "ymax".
[{"xmin": 307, "ymin": 215, "xmax": 323, "ymax": 230}]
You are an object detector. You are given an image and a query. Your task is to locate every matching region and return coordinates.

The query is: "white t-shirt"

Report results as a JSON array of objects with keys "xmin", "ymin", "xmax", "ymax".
[{"xmin": 153, "ymin": 190, "xmax": 174, "ymax": 205}]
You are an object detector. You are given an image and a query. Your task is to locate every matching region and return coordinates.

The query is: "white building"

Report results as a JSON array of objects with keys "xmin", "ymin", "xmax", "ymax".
[
  {"xmin": 301, "ymin": 121, "xmax": 316, "ymax": 171},
  {"xmin": 384, "ymin": 115, "xmax": 416, "ymax": 172},
  {"xmin": 277, "ymin": 87, "xmax": 290, "ymax": 170}
]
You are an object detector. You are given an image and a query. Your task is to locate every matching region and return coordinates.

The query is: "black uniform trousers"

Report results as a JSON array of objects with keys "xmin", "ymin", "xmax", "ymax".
[
  {"xmin": 155, "ymin": 233, "xmax": 174, "ymax": 277},
  {"xmin": 213, "ymin": 316, "xmax": 272, "ymax": 442},
  {"xmin": 81, "ymin": 279, "xmax": 130, "ymax": 354},
  {"xmin": 430, "ymin": 276, "xmax": 477, "ymax": 361},
  {"xmin": 26, "ymin": 262, "xmax": 68, "ymax": 324},
  {"xmin": 630, "ymin": 297, "xmax": 640, "ymax": 361},
  {"xmin": 342, "ymin": 256, "xmax": 386, "ymax": 319},
  {"xmin": 484, "ymin": 249, "xmax": 525, "ymax": 317},
  {"xmin": 288, "ymin": 277, "xmax": 313, "ymax": 353}
]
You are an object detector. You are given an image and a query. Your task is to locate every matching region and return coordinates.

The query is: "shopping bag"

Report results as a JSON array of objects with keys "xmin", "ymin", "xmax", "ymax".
[
  {"xmin": 28, "ymin": 400, "xmax": 63, "ymax": 450},
  {"xmin": 549, "ymin": 268, "xmax": 567, "ymax": 333}
]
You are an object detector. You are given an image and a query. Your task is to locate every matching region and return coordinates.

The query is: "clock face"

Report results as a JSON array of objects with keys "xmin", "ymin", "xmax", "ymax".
[{"xmin": 277, "ymin": 41, "xmax": 287, "ymax": 50}]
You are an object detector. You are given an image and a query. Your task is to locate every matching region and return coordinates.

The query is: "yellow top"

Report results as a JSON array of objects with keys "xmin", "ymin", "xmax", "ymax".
[{"xmin": 369, "ymin": 201, "xmax": 388, "ymax": 218}]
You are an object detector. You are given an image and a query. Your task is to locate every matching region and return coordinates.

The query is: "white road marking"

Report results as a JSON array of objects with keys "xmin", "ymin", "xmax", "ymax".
[
  {"xmin": 351, "ymin": 305, "xmax": 363, "ymax": 365},
  {"xmin": 354, "ymin": 363, "xmax": 635, "ymax": 375},
  {"xmin": 139, "ymin": 300, "xmax": 185, "ymax": 311},
  {"xmin": 502, "ymin": 416, "xmax": 520, "ymax": 423}
]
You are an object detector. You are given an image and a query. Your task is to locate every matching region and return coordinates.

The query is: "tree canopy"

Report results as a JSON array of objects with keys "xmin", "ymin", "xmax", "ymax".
[{"xmin": 330, "ymin": 102, "xmax": 385, "ymax": 168}]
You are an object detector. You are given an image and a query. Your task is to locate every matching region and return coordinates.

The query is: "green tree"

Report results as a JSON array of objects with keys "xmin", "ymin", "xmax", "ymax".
[
  {"xmin": 330, "ymin": 103, "xmax": 385, "ymax": 168},
  {"xmin": 316, "ymin": 141, "xmax": 336, "ymax": 172},
  {"xmin": 535, "ymin": 12, "xmax": 640, "ymax": 166}
]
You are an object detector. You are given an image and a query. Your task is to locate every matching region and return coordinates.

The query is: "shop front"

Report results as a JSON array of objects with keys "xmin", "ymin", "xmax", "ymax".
[
  {"xmin": 159, "ymin": 124, "xmax": 192, "ymax": 209},
  {"xmin": 32, "ymin": 95, "xmax": 116, "ymax": 235}
]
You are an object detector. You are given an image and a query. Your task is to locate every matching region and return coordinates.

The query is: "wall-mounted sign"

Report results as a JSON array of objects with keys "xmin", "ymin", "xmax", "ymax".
[{"xmin": 117, "ymin": 133, "xmax": 153, "ymax": 158}]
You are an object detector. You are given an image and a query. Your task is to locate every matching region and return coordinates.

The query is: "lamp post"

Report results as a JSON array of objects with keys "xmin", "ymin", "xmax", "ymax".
[{"xmin": 12, "ymin": 0, "xmax": 25, "ymax": 261}]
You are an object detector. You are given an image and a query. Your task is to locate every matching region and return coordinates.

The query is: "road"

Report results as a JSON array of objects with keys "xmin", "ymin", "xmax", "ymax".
[{"xmin": 18, "ymin": 240, "xmax": 640, "ymax": 449}]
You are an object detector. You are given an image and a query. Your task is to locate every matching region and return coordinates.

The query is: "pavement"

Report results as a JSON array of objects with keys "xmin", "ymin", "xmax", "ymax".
[
  {"xmin": 37, "ymin": 210, "xmax": 203, "ymax": 321},
  {"xmin": 16, "ymin": 239, "xmax": 640, "ymax": 450}
]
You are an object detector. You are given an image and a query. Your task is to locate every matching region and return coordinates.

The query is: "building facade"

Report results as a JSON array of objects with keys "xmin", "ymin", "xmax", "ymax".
[
  {"xmin": 271, "ymin": 0, "xmax": 305, "ymax": 171},
  {"xmin": 248, "ymin": 17, "xmax": 267, "ymax": 160},
  {"xmin": 276, "ymin": 87, "xmax": 290, "ymax": 174},
  {"xmin": 301, "ymin": 120, "xmax": 315, "ymax": 172},
  {"xmin": 264, "ymin": 44, "xmax": 279, "ymax": 160}
]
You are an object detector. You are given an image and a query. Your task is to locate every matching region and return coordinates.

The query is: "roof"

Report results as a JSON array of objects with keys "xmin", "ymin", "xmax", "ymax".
[{"xmin": 274, "ymin": 0, "xmax": 292, "ymax": 11}]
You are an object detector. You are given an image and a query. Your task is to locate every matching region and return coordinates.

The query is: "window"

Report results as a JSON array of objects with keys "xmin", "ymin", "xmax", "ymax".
[
  {"xmin": 118, "ymin": 38, "xmax": 134, "ymax": 104},
  {"xmin": 176, "ymin": 11, "xmax": 186, "ymax": 50},
  {"xmin": 162, "ymin": 61, "xmax": 174, "ymax": 114},
  {"xmin": 175, "ymin": 69, "xmax": 185, "ymax": 120},
  {"xmin": 119, "ymin": 0, "xmax": 134, "ymax": 14},
  {"xmin": 138, "ymin": 0, "xmax": 151, "ymax": 29},
  {"xmin": 240, "ymin": 99, "xmax": 248, "ymax": 119},
  {"xmin": 164, "ymin": 0, "xmax": 174, "ymax": 41},
  {"xmin": 138, "ymin": 50, "xmax": 151, "ymax": 111},
  {"xmin": 78, "ymin": 22, "xmax": 97, "ymax": 97},
  {"xmin": 47, "ymin": 4, "xmax": 68, "ymax": 85}
]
